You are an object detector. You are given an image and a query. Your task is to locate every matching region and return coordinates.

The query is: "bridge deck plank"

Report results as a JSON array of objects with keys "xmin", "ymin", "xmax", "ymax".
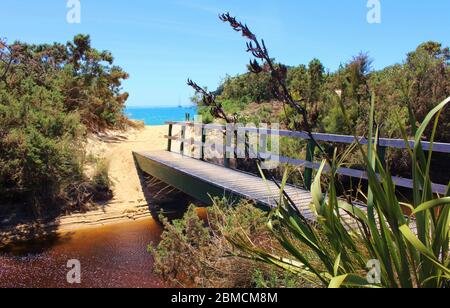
[
  {"xmin": 136, "ymin": 151, "xmax": 326, "ymax": 220},
  {"xmin": 134, "ymin": 151, "xmax": 416, "ymax": 231}
]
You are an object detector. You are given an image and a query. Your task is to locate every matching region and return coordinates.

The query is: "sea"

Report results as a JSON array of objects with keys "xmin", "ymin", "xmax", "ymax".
[{"xmin": 125, "ymin": 106, "xmax": 198, "ymax": 126}]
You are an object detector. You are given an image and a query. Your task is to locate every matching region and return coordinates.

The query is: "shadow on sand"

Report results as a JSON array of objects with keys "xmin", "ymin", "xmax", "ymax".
[
  {"xmin": 0, "ymin": 204, "xmax": 73, "ymax": 255},
  {"xmin": 0, "ymin": 154, "xmax": 202, "ymax": 256}
]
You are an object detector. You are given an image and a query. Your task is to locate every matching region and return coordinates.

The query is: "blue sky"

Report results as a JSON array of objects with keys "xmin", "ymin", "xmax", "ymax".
[{"xmin": 1, "ymin": 0, "xmax": 449, "ymax": 107}]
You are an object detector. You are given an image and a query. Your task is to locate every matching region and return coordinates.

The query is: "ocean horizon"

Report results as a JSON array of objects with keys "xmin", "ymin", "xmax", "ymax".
[{"xmin": 125, "ymin": 106, "xmax": 197, "ymax": 126}]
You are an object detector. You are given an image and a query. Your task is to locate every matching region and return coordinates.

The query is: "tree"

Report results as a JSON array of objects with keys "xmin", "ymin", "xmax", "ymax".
[
  {"xmin": 0, "ymin": 35, "xmax": 128, "ymax": 213},
  {"xmin": 308, "ymin": 59, "xmax": 325, "ymax": 104},
  {"xmin": 344, "ymin": 53, "xmax": 372, "ymax": 120},
  {"xmin": 404, "ymin": 41, "xmax": 450, "ymax": 141}
]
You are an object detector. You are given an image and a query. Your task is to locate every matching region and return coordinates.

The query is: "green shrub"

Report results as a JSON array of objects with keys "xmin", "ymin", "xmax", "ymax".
[
  {"xmin": 252, "ymin": 268, "xmax": 301, "ymax": 288},
  {"xmin": 0, "ymin": 35, "xmax": 127, "ymax": 214},
  {"xmin": 229, "ymin": 97, "xmax": 450, "ymax": 288},
  {"xmin": 149, "ymin": 199, "xmax": 314, "ymax": 288},
  {"xmin": 92, "ymin": 158, "xmax": 112, "ymax": 189}
]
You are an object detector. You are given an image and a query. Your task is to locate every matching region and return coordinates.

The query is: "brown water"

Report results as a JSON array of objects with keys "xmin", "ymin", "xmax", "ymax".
[{"xmin": 0, "ymin": 218, "xmax": 164, "ymax": 288}]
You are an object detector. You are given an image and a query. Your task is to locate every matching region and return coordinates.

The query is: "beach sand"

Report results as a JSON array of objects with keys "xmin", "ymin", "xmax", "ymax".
[{"xmin": 57, "ymin": 125, "xmax": 170, "ymax": 232}]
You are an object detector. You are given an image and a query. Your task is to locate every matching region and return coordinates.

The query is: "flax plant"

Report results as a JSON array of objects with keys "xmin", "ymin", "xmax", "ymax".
[{"xmin": 229, "ymin": 96, "xmax": 450, "ymax": 288}]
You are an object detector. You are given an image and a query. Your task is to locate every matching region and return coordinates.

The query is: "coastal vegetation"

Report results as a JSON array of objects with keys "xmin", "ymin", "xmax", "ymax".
[
  {"xmin": 195, "ymin": 39, "xmax": 450, "ymax": 185},
  {"xmin": 0, "ymin": 35, "xmax": 128, "ymax": 217},
  {"xmin": 230, "ymin": 96, "xmax": 450, "ymax": 288},
  {"xmin": 149, "ymin": 13, "xmax": 450, "ymax": 288},
  {"xmin": 1, "ymin": 9, "xmax": 448, "ymax": 289},
  {"xmin": 150, "ymin": 199, "xmax": 311, "ymax": 288},
  {"xmin": 198, "ymin": 41, "xmax": 450, "ymax": 141},
  {"xmin": 152, "ymin": 101, "xmax": 450, "ymax": 288}
]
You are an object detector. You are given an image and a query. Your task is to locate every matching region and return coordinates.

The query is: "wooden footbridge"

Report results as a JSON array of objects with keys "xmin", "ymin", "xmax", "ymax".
[{"xmin": 133, "ymin": 121, "xmax": 450, "ymax": 223}]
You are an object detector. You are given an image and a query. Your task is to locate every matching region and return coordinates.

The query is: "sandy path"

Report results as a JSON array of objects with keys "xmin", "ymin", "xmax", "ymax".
[
  {"xmin": 105, "ymin": 126, "xmax": 166, "ymax": 206},
  {"xmin": 58, "ymin": 125, "xmax": 169, "ymax": 232}
]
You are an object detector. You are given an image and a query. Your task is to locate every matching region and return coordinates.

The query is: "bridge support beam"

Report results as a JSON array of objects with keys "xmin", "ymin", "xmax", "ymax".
[
  {"xmin": 304, "ymin": 139, "xmax": 316, "ymax": 190},
  {"xmin": 167, "ymin": 124, "xmax": 173, "ymax": 152},
  {"xmin": 133, "ymin": 152, "xmax": 242, "ymax": 206}
]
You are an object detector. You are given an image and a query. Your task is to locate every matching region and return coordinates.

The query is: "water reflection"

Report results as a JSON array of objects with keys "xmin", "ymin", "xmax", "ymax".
[{"xmin": 0, "ymin": 218, "xmax": 163, "ymax": 288}]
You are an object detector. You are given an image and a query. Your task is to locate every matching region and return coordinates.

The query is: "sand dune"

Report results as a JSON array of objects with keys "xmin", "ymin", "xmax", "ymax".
[{"xmin": 58, "ymin": 125, "xmax": 170, "ymax": 232}]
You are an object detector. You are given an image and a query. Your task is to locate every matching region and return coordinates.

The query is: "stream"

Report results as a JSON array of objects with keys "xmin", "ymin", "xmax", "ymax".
[{"xmin": 0, "ymin": 218, "xmax": 164, "ymax": 288}]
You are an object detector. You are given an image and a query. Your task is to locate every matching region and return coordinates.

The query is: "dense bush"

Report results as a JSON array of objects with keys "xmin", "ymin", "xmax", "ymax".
[
  {"xmin": 202, "ymin": 41, "xmax": 450, "ymax": 142},
  {"xmin": 0, "ymin": 35, "xmax": 128, "ymax": 214},
  {"xmin": 194, "ymin": 41, "xmax": 450, "ymax": 186},
  {"xmin": 167, "ymin": 14, "xmax": 450, "ymax": 289},
  {"xmin": 149, "ymin": 199, "xmax": 312, "ymax": 288},
  {"xmin": 187, "ymin": 13, "xmax": 449, "ymax": 289},
  {"xmin": 230, "ymin": 97, "xmax": 450, "ymax": 288}
]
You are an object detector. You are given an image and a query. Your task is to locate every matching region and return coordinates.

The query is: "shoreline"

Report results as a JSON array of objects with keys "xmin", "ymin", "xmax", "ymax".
[
  {"xmin": 1, "ymin": 124, "xmax": 170, "ymax": 246},
  {"xmin": 57, "ymin": 203, "xmax": 153, "ymax": 233}
]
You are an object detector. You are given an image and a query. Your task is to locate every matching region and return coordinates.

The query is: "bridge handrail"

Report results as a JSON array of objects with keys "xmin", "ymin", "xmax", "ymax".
[
  {"xmin": 165, "ymin": 121, "xmax": 450, "ymax": 153},
  {"xmin": 164, "ymin": 121, "xmax": 450, "ymax": 194}
]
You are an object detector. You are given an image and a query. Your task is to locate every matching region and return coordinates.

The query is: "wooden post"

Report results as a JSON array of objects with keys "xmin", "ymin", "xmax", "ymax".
[
  {"xmin": 180, "ymin": 125, "xmax": 186, "ymax": 156},
  {"xmin": 167, "ymin": 123, "xmax": 173, "ymax": 152},
  {"xmin": 377, "ymin": 146, "xmax": 386, "ymax": 172},
  {"xmin": 375, "ymin": 128, "xmax": 386, "ymax": 172},
  {"xmin": 245, "ymin": 131, "xmax": 249, "ymax": 160},
  {"xmin": 304, "ymin": 139, "xmax": 316, "ymax": 190},
  {"xmin": 259, "ymin": 130, "xmax": 267, "ymax": 162},
  {"xmin": 234, "ymin": 129, "xmax": 238, "ymax": 161},
  {"xmin": 200, "ymin": 125, "xmax": 206, "ymax": 161},
  {"xmin": 223, "ymin": 130, "xmax": 230, "ymax": 168}
]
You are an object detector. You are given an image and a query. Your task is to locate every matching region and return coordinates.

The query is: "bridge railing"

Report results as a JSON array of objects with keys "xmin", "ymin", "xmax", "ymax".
[{"xmin": 164, "ymin": 121, "xmax": 450, "ymax": 194}]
